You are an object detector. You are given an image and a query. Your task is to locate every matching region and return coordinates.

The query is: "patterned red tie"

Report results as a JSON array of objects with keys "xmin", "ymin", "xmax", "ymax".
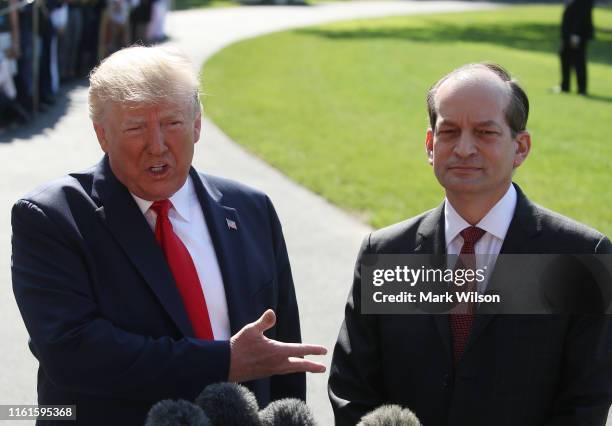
[
  {"xmin": 450, "ymin": 226, "xmax": 486, "ymax": 363},
  {"xmin": 151, "ymin": 200, "xmax": 214, "ymax": 340}
]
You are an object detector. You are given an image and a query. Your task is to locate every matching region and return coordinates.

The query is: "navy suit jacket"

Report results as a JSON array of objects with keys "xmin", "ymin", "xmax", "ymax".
[
  {"xmin": 12, "ymin": 156, "xmax": 304, "ymax": 425},
  {"xmin": 329, "ymin": 184, "xmax": 612, "ymax": 426}
]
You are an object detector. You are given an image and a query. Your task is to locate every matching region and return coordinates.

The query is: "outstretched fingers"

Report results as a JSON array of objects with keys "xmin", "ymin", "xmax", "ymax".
[
  {"xmin": 279, "ymin": 342, "xmax": 328, "ymax": 357},
  {"xmin": 284, "ymin": 357, "xmax": 327, "ymax": 374}
]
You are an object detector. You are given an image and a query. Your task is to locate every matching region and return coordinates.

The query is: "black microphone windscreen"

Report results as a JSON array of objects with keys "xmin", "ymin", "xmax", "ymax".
[
  {"xmin": 195, "ymin": 382, "xmax": 261, "ymax": 426},
  {"xmin": 145, "ymin": 399, "xmax": 212, "ymax": 426},
  {"xmin": 357, "ymin": 404, "xmax": 421, "ymax": 426},
  {"xmin": 259, "ymin": 398, "xmax": 316, "ymax": 426}
]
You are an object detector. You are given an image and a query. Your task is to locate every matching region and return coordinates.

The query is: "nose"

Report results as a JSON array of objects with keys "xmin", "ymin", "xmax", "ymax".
[
  {"xmin": 453, "ymin": 131, "xmax": 477, "ymax": 158},
  {"xmin": 145, "ymin": 122, "xmax": 168, "ymax": 156}
]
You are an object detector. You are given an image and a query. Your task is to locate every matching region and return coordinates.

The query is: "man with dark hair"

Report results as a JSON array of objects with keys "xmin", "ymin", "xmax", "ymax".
[
  {"xmin": 329, "ymin": 62, "xmax": 612, "ymax": 426},
  {"xmin": 559, "ymin": 0, "xmax": 594, "ymax": 95}
]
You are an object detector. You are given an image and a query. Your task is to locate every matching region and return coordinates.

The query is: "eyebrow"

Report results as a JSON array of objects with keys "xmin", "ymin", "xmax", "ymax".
[
  {"xmin": 160, "ymin": 111, "xmax": 186, "ymax": 120},
  {"xmin": 437, "ymin": 119, "xmax": 502, "ymax": 128},
  {"xmin": 122, "ymin": 117, "xmax": 147, "ymax": 126},
  {"xmin": 475, "ymin": 120, "xmax": 502, "ymax": 128}
]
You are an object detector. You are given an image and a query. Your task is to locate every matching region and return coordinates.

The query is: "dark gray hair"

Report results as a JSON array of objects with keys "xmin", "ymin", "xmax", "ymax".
[{"xmin": 426, "ymin": 62, "xmax": 529, "ymax": 137}]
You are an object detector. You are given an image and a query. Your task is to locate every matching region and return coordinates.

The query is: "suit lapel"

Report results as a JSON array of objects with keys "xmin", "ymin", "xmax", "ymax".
[
  {"xmin": 414, "ymin": 204, "xmax": 453, "ymax": 359},
  {"xmin": 466, "ymin": 184, "xmax": 542, "ymax": 351},
  {"xmin": 190, "ymin": 169, "xmax": 252, "ymax": 335},
  {"xmin": 92, "ymin": 157, "xmax": 194, "ymax": 337}
]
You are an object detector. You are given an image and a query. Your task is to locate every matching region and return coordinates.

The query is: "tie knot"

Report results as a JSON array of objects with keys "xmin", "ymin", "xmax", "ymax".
[
  {"xmin": 460, "ymin": 226, "xmax": 486, "ymax": 244},
  {"xmin": 150, "ymin": 199, "xmax": 172, "ymax": 217}
]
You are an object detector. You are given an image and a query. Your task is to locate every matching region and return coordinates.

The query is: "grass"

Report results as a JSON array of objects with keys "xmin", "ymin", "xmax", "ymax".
[
  {"xmin": 172, "ymin": 0, "xmax": 237, "ymax": 11},
  {"xmin": 201, "ymin": 5, "xmax": 612, "ymax": 235},
  {"xmin": 171, "ymin": 0, "xmax": 326, "ymax": 11}
]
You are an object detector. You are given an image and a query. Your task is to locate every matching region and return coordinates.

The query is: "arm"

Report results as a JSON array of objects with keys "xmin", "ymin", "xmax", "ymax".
[
  {"xmin": 11, "ymin": 199, "xmax": 230, "ymax": 402},
  {"xmin": 545, "ymin": 236, "xmax": 612, "ymax": 425},
  {"xmin": 8, "ymin": 0, "xmax": 20, "ymax": 58},
  {"xmin": 544, "ymin": 315, "xmax": 612, "ymax": 425},
  {"xmin": 328, "ymin": 235, "xmax": 385, "ymax": 426}
]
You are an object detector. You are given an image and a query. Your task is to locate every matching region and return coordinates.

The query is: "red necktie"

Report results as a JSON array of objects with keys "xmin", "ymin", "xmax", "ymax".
[
  {"xmin": 151, "ymin": 200, "xmax": 214, "ymax": 340},
  {"xmin": 450, "ymin": 226, "xmax": 486, "ymax": 363}
]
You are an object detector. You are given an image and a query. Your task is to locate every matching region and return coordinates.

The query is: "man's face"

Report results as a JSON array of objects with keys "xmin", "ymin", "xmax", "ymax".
[
  {"xmin": 94, "ymin": 101, "xmax": 201, "ymax": 201},
  {"xmin": 425, "ymin": 73, "xmax": 530, "ymax": 202}
]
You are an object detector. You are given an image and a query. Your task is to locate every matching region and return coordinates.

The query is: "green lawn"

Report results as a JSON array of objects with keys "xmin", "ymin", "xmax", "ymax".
[
  {"xmin": 171, "ymin": 0, "xmax": 321, "ymax": 11},
  {"xmin": 201, "ymin": 5, "xmax": 612, "ymax": 235},
  {"xmin": 172, "ymin": 0, "xmax": 237, "ymax": 11}
]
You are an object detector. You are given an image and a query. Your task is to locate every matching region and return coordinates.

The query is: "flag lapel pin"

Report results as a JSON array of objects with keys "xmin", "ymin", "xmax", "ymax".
[{"xmin": 226, "ymin": 218, "xmax": 238, "ymax": 230}]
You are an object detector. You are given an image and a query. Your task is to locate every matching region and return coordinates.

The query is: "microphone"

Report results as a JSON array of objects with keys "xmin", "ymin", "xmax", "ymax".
[
  {"xmin": 194, "ymin": 382, "xmax": 262, "ymax": 426},
  {"xmin": 145, "ymin": 399, "xmax": 212, "ymax": 426},
  {"xmin": 358, "ymin": 404, "xmax": 421, "ymax": 426},
  {"xmin": 259, "ymin": 398, "xmax": 316, "ymax": 426}
]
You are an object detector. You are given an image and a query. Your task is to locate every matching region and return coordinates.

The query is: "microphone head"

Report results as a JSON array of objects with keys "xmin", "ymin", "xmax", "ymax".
[
  {"xmin": 195, "ymin": 382, "xmax": 261, "ymax": 426},
  {"xmin": 259, "ymin": 398, "xmax": 316, "ymax": 426},
  {"xmin": 357, "ymin": 405, "xmax": 421, "ymax": 426},
  {"xmin": 145, "ymin": 399, "xmax": 212, "ymax": 426}
]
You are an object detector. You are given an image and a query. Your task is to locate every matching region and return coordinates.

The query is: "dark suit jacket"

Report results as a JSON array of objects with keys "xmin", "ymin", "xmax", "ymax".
[
  {"xmin": 329, "ymin": 184, "xmax": 612, "ymax": 426},
  {"xmin": 562, "ymin": 0, "xmax": 594, "ymax": 41},
  {"xmin": 11, "ymin": 156, "xmax": 304, "ymax": 425}
]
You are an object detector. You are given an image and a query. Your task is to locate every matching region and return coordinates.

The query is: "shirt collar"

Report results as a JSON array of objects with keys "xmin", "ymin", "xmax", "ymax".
[
  {"xmin": 130, "ymin": 176, "xmax": 193, "ymax": 222},
  {"xmin": 445, "ymin": 184, "xmax": 517, "ymax": 247}
]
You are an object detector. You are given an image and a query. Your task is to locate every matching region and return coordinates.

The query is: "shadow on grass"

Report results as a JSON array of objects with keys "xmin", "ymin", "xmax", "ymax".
[
  {"xmin": 172, "ymin": 0, "xmax": 309, "ymax": 10},
  {"xmin": 172, "ymin": 0, "xmax": 235, "ymax": 11},
  {"xmin": 585, "ymin": 93, "xmax": 612, "ymax": 103},
  {"xmin": 296, "ymin": 21, "xmax": 612, "ymax": 66}
]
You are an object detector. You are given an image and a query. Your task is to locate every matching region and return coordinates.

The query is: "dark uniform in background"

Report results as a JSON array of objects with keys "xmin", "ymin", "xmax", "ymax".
[{"xmin": 560, "ymin": 0, "xmax": 594, "ymax": 95}]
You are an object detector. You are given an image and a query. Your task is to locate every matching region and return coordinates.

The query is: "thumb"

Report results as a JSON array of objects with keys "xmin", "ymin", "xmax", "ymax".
[{"xmin": 253, "ymin": 309, "xmax": 276, "ymax": 333}]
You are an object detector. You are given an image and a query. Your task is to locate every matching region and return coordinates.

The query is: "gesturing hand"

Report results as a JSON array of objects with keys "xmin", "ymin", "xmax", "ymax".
[{"xmin": 228, "ymin": 309, "xmax": 327, "ymax": 383}]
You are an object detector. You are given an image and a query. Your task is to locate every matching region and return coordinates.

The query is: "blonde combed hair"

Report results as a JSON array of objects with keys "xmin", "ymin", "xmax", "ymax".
[{"xmin": 88, "ymin": 46, "xmax": 201, "ymax": 122}]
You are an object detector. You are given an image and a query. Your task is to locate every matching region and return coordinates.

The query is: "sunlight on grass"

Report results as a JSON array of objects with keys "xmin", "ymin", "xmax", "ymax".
[{"xmin": 202, "ymin": 5, "xmax": 612, "ymax": 233}]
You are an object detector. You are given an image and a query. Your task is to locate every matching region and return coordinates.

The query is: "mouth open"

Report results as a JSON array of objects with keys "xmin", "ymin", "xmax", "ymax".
[{"xmin": 147, "ymin": 164, "xmax": 170, "ymax": 178}]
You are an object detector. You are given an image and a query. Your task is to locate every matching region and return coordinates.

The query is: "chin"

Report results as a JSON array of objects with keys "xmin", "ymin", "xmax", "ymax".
[{"xmin": 442, "ymin": 179, "xmax": 485, "ymax": 194}]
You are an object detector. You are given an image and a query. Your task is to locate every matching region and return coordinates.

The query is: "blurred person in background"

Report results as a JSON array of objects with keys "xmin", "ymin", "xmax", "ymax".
[
  {"xmin": 78, "ymin": 0, "xmax": 104, "ymax": 75},
  {"xmin": 0, "ymin": 0, "xmax": 30, "ymax": 128},
  {"xmin": 147, "ymin": 0, "xmax": 167, "ymax": 43},
  {"xmin": 558, "ymin": 0, "xmax": 594, "ymax": 95},
  {"xmin": 15, "ymin": 0, "xmax": 33, "ymax": 112},
  {"xmin": 130, "ymin": 0, "xmax": 151, "ymax": 44},
  {"xmin": 58, "ymin": 0, "xmax": 83, "ymax": 81},
  {"xmin": 100, "ymin": 0, "xmax": 130, "ymax": 57},
  {"xmin": 38, "ymin": 0, "xmax": 61, "ymax": 106}
]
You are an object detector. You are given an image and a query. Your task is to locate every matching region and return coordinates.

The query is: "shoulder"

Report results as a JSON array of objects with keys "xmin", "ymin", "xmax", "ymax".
[
  {"xmin": 194, "ymin": 172, "xmax": 279, "ymax": 225},
  {"xmin": 366, "ymin": 208, "xmax": 438, "ymax": 253},
  {"xmin": 15, "ymin": 167, "xmax": 96, "ymax": 212},
  {"xmin": 11, "ymin": 162, "xmax": 109, "ymax": 238},
  {"xmin": 533, "ymin": 203, "xmax": 611, "ymax": 253}
]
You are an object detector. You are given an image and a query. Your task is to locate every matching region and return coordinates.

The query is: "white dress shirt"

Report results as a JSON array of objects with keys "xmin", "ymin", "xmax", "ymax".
[
  {"xmin": 131, "ymin": 176, "xmax": 231, "ymax": 340},
  {"xmin": 444, "ymin": 184, "xmax": 517, "ymax": 293}
]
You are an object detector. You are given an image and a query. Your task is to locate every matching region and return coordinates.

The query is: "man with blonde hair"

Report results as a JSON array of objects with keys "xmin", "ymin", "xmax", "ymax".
[{"xmin": 12, "ymin": 46, "xmax": 326, "ymax": 425}]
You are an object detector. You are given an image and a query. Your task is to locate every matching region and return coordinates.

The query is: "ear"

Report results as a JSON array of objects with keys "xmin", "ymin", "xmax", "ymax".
[
  {"xmin": 193, "ymin": 112, "xmax": 202, "ymax": 144},
  {"xmin": 513, "ymin": 130, "xmax": 531, "ymax": 169},
  {"xmin": 425, "ymin": 129, "xmax": 434, "ymax": 166},
  {"xmin": 93, "ymin": 122, "xmax": 108, "ymax": 153}
]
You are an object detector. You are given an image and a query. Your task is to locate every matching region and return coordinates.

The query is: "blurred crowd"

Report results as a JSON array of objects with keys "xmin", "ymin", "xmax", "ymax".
[{"xmin": 0, "ymin": 0, "xmax": 169, "ymax": 132}]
